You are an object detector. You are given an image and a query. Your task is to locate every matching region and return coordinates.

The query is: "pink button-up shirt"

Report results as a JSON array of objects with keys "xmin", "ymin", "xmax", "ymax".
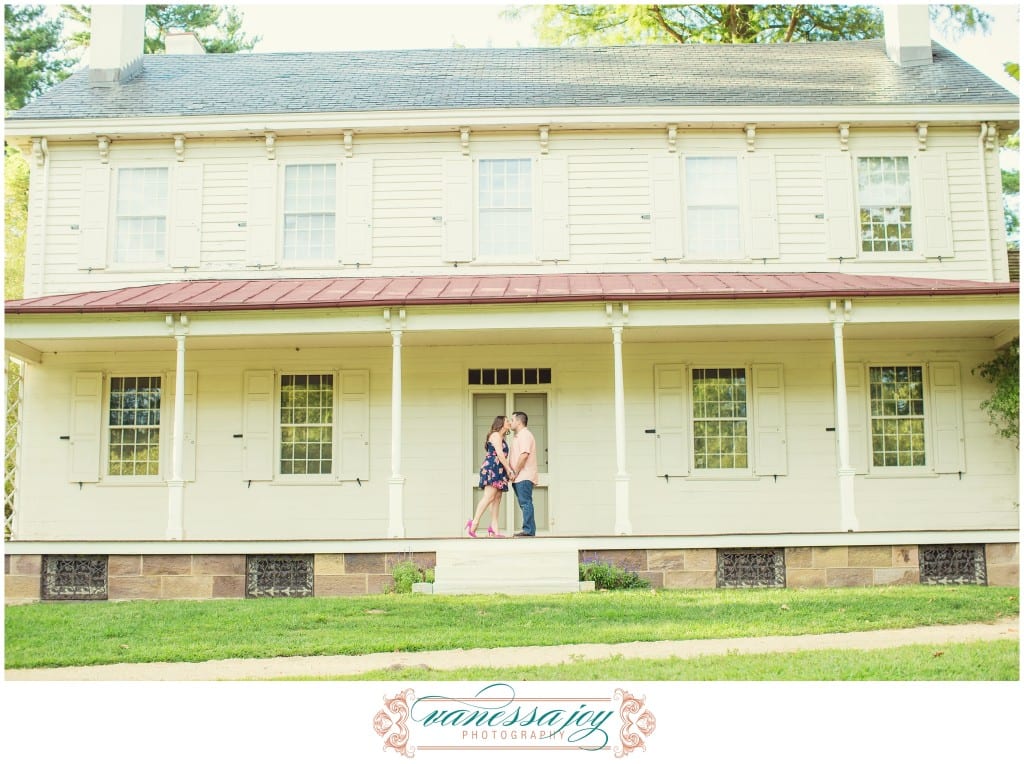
[{"xmin": 510, "ymin": 428, "xmax": 538, "ymax": 484}]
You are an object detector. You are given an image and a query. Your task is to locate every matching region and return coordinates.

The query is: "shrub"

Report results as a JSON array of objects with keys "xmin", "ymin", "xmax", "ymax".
[
  {"xmin": 973, "ymin": 338, "xmax": 1019, "ymax": 447},
  {"xmin": 579, "ymin": 561, "xmax": 651, "ymax": 590},
  {"xmin": 388, "ymin": 560, "xmax": 435, "ymax": 593}
]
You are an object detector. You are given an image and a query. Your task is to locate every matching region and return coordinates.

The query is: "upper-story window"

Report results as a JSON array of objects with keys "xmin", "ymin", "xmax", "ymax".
[
  {"xmin": 478, "ymin": 159, "xmax": 532, "ymax": 258},
  {"xmin": 856, "ymin": 156, "xmax": 913, "ymax": 253},
  {"xmin": 684, "ymin": 157, "xmax": 741, "ymax": 257},
  {"xmin": 114, "ymin": 168, "xmax": 169, "ymax": 264},
  {"xmin": 283, "ymin": 164, "xmax": 336, "ymax": 262}
]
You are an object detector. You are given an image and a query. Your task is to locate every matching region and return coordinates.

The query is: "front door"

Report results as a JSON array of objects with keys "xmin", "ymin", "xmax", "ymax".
[{"xmin": 470, "ymin": 391, "xmax": 550, "ymax": 535}]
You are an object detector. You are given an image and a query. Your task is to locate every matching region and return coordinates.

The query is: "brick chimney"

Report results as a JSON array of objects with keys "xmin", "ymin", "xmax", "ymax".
[
  {"xmin": 883, "ymin": 5, "xmax": 933, "ymax": 67},
  {"xmin": 89, "ymin": 5, "xmax": 145, "ymax": 86},
  {"xmin": 165, "ymin": 30, "xmax": 206, "ymax": 55}
]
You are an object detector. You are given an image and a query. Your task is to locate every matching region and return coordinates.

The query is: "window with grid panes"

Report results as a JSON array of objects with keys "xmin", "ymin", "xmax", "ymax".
[
  {"xmin": 107, "ymin": 376, "xmax": 162, "ymax": 476},
  {"xmin": 869, "ymin": 365, "xmax": 926, "ymax": 467},
  {"xmin": 692, "ymin": 368, "xmax": 749, "ymax": 469},
  {"xmin": 685, "ymin": 157, "xmax": 741, "ymax": 257},
  {"xmin": 283, "ymin": 164, "xmax": 336, "ymax": 261},
  {"xmin": 478, "ymin": 159, "xmax": 532, "ymax": 258},
  {"xmin": 280, "ymin": 374, "xmax": 334, "ymax": 475},
  {"xmin": 857, "ymin": 157, "xmax": 913, "ymax": 253},
  {"xmin": 114, "ymin": 168, "xmax": 168, "ymax": 263}
]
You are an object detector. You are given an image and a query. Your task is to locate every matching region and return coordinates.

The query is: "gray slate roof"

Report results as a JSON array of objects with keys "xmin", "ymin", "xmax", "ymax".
[{"xmin": 8, "ymin": 40, "xmax": 1017, "ymax": 121}]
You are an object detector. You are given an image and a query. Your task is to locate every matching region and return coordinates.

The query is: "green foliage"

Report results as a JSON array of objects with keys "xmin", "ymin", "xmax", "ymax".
[
  {"xmin": 509, "ymin": 5, "xmax": 991, "ymax": 46},
  {"xmin": 4, "ymin": 5, "xmax": 76, "ymax": 111},
  {"xmin": 579, "ymin": 561, "xmax": 651, "ymax": 590},
  {"xmin": 388, "ymin": 560, "xmax": 433, "ymax": 593},
  {"xmin": 973, "ymin": 339, "xmax": 1020, "ymax": 446},
  {"xmin": 62, "ymin": 4, "xmax": 261, "ymax": 54},
  {"xmin": 4, "ymin": 146, "xmax": 29, "ymax": 301}
]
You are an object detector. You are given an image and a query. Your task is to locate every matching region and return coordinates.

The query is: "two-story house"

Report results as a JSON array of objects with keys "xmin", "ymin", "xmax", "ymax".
[{"xmin": 4, "ymin": 5, "xmax": 1018, "ymax": 600}]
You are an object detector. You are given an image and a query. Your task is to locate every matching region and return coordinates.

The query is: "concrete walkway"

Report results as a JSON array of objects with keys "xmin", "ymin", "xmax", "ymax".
[{"xmin": 6, "ymin": 617, "xmax": 1017, "ymax": 681}]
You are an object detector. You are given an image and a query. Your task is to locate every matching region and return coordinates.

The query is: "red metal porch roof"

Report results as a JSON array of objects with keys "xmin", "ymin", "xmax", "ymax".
[{"xmin": 4, "ymin": 272, "xmax": 1018, "ymax": 315}]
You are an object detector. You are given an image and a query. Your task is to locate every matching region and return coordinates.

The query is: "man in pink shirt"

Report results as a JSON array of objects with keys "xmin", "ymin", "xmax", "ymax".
[{"xmin": 509, "ymin": 411, "xmax": 538, "ymax": 537}]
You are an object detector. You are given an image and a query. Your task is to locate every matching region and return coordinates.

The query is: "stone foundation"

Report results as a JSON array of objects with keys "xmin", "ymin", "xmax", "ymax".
[{"xmin": 578, "ymin": 543, "xmax": 1018, "ymax": 590}]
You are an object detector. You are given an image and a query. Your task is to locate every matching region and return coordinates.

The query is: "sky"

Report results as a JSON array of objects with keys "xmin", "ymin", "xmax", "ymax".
[{"xmin": 233, "ymin": 1, "xmax": 1020, "ymax": 95}]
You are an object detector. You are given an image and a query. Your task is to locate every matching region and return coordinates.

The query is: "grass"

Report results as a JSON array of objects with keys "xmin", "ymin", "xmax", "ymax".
[
  {"xmin": 5, "ymin": 586, "xmax": 1017, "ymax": 669},
  {"xmin": 284, "ymin": 639, "xmax": 1020, "ymax": 681}
]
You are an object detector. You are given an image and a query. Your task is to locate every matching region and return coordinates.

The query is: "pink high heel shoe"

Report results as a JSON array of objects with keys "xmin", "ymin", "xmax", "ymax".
[
  {"xmin": 465, "ymin": 520, "xmax": 478, "ymax": 538},
  {"xmin": 487, "ymin": 527, "xmax": 506, "ymax": 538}
]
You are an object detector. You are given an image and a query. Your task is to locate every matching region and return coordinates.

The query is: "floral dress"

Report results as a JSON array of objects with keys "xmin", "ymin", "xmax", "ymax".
[{"xmin": 478, "ymin": 437, "xmax": 510, "ymax": 491}]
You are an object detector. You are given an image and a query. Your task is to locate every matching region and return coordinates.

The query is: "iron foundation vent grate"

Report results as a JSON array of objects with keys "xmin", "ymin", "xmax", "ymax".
[
  {"xmin": 246, "ymin": 554, "xmax": 314, "ymax": 597},
  {"xmin": 41, "ymin": 555, "xmax": 108, "ymax": 600},
  {"xmin": 919, "ymin": 544, "xmax": 986, "ymax": 585},
  {"xmin": 716, "ymin": 548, "xmax": 785, "ymax": 588}
]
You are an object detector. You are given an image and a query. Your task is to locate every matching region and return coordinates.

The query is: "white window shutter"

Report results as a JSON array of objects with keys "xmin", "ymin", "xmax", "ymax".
[
  {"xmin": 650, "ymin": 155, "xmax": 682, "ymax": 261},
  {"xmin": 339, "ymin": 370, "xmax": 370, "ymax": 481},
  {"xmin": 823, "ymin": 153, "xmax": 857, "ymax": 259},
  {"xmin": 169, "ymin": 164, "xmax": 203, "ymax": 268},
  {"xmin": 246, "ymin": 162, "xmax": 277, "ymax": 267},
  {"xmin": 79, "ymin": 167, "xmax": 111, "ymax": 270},
  {"xmin": 340, "ymin": 159, "xmax": 373, "ymax": 265},
  {"xmin": 914, "ymin": 154, "xmax": 954, "ymax": 259},
  {"xmin": 442, "ymin": 157, "xmax": 474, "ymax": 263},
  {"xmin": 69, "ymin": 372, "xmax": 103, "ymax": 482},
  {"xmin": 654, "ymin": 364, "xmax": 689, "ymax": 476},
  {"xmin": 929, "ymin": 362, "xmax": 965, "ymax": 473},
  {"xmin": 242, "ymin": 370, "xmax": 275, "ymax": 481},
  {"xmin": 538, "ymin": 156, "xmax": 569, "ymax": 262},
  {"xmin": 843, "ymin": 363, "xmax": 869, "ymax": 474},
  {"xmin": 744, "ymin": 154, "xmax": 780, "ymax": 260},
  {"xmin": 753, "ymin": 363, "xmax": 788, "ymax": 475}
]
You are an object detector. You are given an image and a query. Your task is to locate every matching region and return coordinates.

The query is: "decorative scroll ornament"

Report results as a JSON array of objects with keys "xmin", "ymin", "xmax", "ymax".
[
  {"xmin": 343, "ymin": 129, "xmax": 354, "ymax": 158},
  {"xmin": 459, "ymin": 126, "xmax": 470, "ymax": 155},
  {"xmin": 837, "ymin": 123, "xmax": 850, "ymax": 151},
  {"xmin": 173, "ymin": 134, "xmax": 186, "ymax": 161},
  {"xmin": 31, "ymin": 137, "xmax": 46, "ymax": 168},
  {"xmin": 374, "ymin": 689, "xmax": 416, "ymax": 758},
  {"xmin": 916, "ymin": 122, "xmax": 928, "ymax": 151},
  {"xmin": 265, "ymin": 131, "xmax": 276, "ymax": 160},
  {"xmin": 538, "ymin": 125, "xmax": 550, "ymax": 154},
  {"xmin": 985, "ymin": 122, "xmax": 998, "ymax": 152},
  {"xmin": 614, "ymin": 688, "xmax": 656, "ymax": 758},
  {"xmin": 744, "ymin": 123, "xmax": 756, "ymax": 151},
  {"xmin": 666, "ymin": 124, "xmax": 677, "ymax": 153}
]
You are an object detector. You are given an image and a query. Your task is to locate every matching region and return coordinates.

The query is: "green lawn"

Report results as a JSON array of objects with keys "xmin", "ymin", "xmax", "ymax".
[
  {"xmin": 5, "ymin": 586, "xmax": 1017, "ymax": 669},
  {"xmin": 288, "ymin": 639, "xmax": 1020, "ymax": 681}
]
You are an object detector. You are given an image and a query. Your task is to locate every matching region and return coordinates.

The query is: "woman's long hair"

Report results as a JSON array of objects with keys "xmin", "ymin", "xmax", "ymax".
[{"xmin": 485, "ymin": 415, "xmax": 507, "ymax": 449}]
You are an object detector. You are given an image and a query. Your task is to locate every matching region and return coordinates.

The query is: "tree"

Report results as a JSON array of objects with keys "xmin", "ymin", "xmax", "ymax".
[
  {"xmin": 509, "ymin": 5, "xmax": 991, "ymax": 46},
  {"xmin": 973, "ymin": 339, "xmax": 1019, "ymax": 447},
  {"xmin": 4, "ymin": 146, "xmax": 29, "ymax": 301},
  {"xmin": 62, "ymin": 4, "xmax": 260, "ymax": 54},
  {"xmin": 4, "ymin": 5, "xmax": 76, "ymax": 111},
  {"xmin": 1000, "ymin": 61, "xmax": 1020, "ymax": 245}
]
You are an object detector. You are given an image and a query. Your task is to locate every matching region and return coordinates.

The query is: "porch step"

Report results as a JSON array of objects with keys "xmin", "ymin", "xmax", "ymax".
[{"xmin": 432, "ymin": 541, "xmax": 582, "ymax": 595}]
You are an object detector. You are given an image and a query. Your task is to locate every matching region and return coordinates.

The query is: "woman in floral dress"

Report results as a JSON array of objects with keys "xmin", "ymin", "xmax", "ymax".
[{"xmin": 467, "ymin": 415, "xmax": 515, "ymax": 538}]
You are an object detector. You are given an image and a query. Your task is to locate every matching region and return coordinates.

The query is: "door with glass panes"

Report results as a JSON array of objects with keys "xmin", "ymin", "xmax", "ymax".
[{"xmin": 470, "ymin": 390, "xmax": 549, "ymax": 535}]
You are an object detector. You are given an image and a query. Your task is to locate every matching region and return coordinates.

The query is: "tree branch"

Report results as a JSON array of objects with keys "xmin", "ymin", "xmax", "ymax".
[
  {"xmin": 784, "ymin": 5, "xmax": 803, "ymax": 43},
  {"xmin": 648, "ymin": 5, "xmax": 687, "ymax": 44}
]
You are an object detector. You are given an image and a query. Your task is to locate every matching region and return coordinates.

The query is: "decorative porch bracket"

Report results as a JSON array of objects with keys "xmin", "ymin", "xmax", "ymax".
[
  {"xmin": 608, "ymin": 303, "xmax": 632, "ymax": 535},
  {"xmin": 166, "ymin": 314, "xmax": 189, "ymax": 540},
  {"xmin": 830, "ymin": 299, "xmax": 858, "ymax": 532}
]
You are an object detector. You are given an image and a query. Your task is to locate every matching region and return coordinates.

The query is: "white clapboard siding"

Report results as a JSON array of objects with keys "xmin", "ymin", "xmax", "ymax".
[
  {"xmin": 340, "ymin": 158, "xmax": 372, "ymax": 265},
  {"xmin": 569, "ymin": 155, "xmax": 650, "ymax": 259},
  {"xmin": 338, "ymin": 370, "xmax": 370, "ymax": 481},
  {"xmin": 442, "ymin": 157, "xmax": 473, "ymax": 262},
  {"xmin": 538, "ymin": 156, "xmax": 569, "ymax": 261},
  {"xmin": 914, "ymin": 153, "xmax": 954, "ymax": 259},
  {"xmin": 78, "ymin": 167, "xmax": 111, "ymax": 270},
  {"xmin": 650, "ymin": 155, "xmax": 682, "ymax": 261},
  {"xmin": 929, "ymin": 361, "xmax": 965, "ymax": 473},
  {"xmin": 654, "ymin": 364, "xmax": 690, "ymax": 476},
  {"xmin": 169, "ymin": 163, "xmax": 203, "ymax": 268},
  {"xmin": 823, "ymin": 153, "xmax": 857, "ymax": 259},
  {"xmin": 743, "ymin": 153, "xmax": 780, "ymax": 260},
  {"xmin": 242, "ymin": 370, "xmax": 275, "ymax": 481},
  {"xmin": 753, "ymin": 363, "xmax": 788, "ymax": 475},
  {"xmin": 69, "ymin": 371, "xmax": 103, "ymax": 482},
  {"xmin": 246, "ymin": 162, "xmax": 278, "ymax": 267},
  {"xmin": 844, "ymin": 363, "xmax": 869, "ymax": 474}
]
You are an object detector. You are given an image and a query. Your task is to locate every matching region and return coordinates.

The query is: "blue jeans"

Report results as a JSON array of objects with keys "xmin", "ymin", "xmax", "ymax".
[{"xmin": 513, "ymin": 481, "xmax": 536, "ymax": 535}]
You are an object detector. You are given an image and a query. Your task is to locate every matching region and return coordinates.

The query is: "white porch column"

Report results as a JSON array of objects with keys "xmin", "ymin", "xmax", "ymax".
[
  {"xmin": 388, "ymin": 328, "xmax": 406, "ymax": 537},
  {"xmin": 830, "ymin": 300, "xmax": 858, "ymax": 531},
  {"xmin": 611, "ymin": 324, "xmax": 632, "ymax": 535},
  {"xmin": 166, "ymin": 315, "xmax": 188, "ymax": 540}
]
